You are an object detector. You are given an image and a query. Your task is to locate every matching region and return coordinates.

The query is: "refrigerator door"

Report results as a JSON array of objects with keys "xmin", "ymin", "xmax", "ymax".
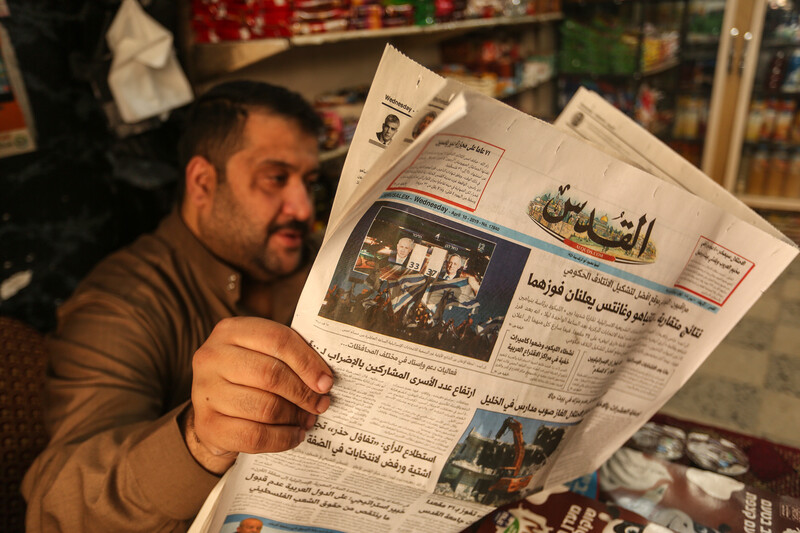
[
  {"xmin": 721, "ymin": 0, "xmax": 800, "ymax": 210},
  {"xmin": 669, "ymin": 0, "xmax": 728, "ymax": 173},
  {"xmin": 696, "ymin": 0, "xmax": 760, "ymax": 185}
]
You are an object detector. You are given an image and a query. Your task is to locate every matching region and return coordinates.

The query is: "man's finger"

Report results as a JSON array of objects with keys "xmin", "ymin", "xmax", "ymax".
[
  {"xmin": 209, "ymin": 345, "xmax": 330, "ymax": 415},
  {"xmin": 201, "ymin": 380, "xmax": 317, "ymax": 429},
  {"xmin": 214, "ymin": 317, "xmax": 333, "ymax": 393},
  {"xmin": 198, "ymin": 412, "xmax": 308, "ymax": 454}
]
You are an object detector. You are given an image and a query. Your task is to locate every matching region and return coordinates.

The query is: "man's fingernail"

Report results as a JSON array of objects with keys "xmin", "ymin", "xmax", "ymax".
[
  {"xmin": 316, "ymin": 394, "xmax": 331, "ymax": 414},
  {"xmin": 317, "ymin": 374, "xmax": 333, "ymax": 392},
  {"xmin": 295, "ymin": 428, "xmax": 307, "ymax": 446}
]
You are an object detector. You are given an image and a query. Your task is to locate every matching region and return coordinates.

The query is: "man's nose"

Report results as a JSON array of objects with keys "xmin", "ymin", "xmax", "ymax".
[{"xmin": 281, "ymin": 176, "xmax": 314, "ymax": 221}]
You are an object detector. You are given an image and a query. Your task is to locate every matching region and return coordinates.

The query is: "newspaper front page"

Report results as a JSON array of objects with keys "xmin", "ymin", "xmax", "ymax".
[{"xmin": 191, "ymin": 47, "xmax": 798, "ymax": 533}]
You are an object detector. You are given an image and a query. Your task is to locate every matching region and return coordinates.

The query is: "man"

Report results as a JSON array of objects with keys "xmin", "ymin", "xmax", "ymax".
[
  {"xmin": 237, "ymin": 517, "xmax": 263, "ymax": 533},
  {"xmin": 389, "ymin": 236, "xmax": 414, "ymax": 266},
  {"xmin": 376, "ymin": 114, "xmax": 400, "ymax": 145},
  {"xmin": 440, "ymin": 253, "xmax": 463, "ymax": 280},
  {"xmin": 22, "ymin": 81, "xmax": 334, "ymax": 532},
  {"xmin": 439, "ymin": 253, "xmax": 481, "ymax": 293},
  {"xmin": 412, "ymin": 111, "xmax": 437, "ymax": 139}
]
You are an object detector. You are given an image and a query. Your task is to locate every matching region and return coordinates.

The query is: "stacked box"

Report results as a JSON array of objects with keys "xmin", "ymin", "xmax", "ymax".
[
  {"xmin": 191, "ymin": 0, "xmax": 293, "ymax": 42},
  {"xmin": 291, "ymin": 0, "xmax": 349, "ymax": 35}
]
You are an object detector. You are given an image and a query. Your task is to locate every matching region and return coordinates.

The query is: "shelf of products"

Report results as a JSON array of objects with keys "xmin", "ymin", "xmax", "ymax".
[
  {"xmin": 188, "ymin": 4, "xmax": 562, "ymax": 81},
  {"xmin": 557, "ymin": 0, "xmax": 686, "ymax": 142},
  {"xmin": 185, "ymin": 0, "xmax": 562, "ymax": 220},
  {"xmin": 663, "ymin": 1, "xmax": 721, "ymax": 169}
]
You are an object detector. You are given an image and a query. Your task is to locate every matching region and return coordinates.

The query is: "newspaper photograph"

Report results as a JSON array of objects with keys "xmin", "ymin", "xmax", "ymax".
[{"xmin": 190, "ymin": 47, "xmax": 798, "ymax": 533}]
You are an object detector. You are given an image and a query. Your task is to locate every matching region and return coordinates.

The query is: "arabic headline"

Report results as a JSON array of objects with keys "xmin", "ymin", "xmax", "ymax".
[
  {"xmin": 526, "ymin": 271, "xmax": 704, "ymax": 339},
  {"xmin": 479, "ymin": 391, "xmax": 593, "ymax": 422},
  {"xmin": 300, "ymin": 417, "xmax": 440, "ymax": 485},
  {"xmin": 310, "ymin": 341, "xmax": 477, "ymax": 398},
  {"xmin": 432, "ymin": 136, "xmax": 497, "ymax": 158}
]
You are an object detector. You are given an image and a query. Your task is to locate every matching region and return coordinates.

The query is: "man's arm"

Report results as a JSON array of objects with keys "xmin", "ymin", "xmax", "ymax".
[
  {"xmin": 22, "ymin": 297, "xmax": 221, "ymax": 532},
  {"xmin": 185, "ymin": 317, "xmax": 333, "ymax": 474},
  {"xmin": 23, "ymin": 303, "xmax": 333, "ymax": 531}
]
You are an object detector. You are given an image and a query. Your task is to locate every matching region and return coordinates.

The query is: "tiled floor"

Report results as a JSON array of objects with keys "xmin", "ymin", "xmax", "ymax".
[{"xmin": 659, "ymin": 255, "xmax": 800, "ymax": 449}]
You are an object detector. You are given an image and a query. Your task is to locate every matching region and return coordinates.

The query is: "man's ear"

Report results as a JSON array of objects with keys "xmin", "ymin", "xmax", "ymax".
[{"xmin": 184, "ymin": 155, "xmax": 218, "ymax": 209}]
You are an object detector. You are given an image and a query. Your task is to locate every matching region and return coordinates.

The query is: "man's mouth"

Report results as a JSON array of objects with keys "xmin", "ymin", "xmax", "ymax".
[{"xmin": 269, "ymin": 220, "xmax": 308, "ymax": 248}]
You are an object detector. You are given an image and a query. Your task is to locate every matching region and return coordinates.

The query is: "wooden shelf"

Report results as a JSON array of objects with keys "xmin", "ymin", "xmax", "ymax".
[
  {"xmin": 559, "ymin": 56, "xmax": 679, "ymax": 81},
  {"xmin": 739, "ymin": 194, "xmax": 800, "ymax": 212},
  {"xmin": 685, "ymin": 33, "xmax": 721, "ymax": 46},
  {"xmin": 294, "ymin": 13, "xmax": 562, "ymax": 45},
  {"xmin": 190, "ymin": 13, "xmax": 563, "ymax": 81},
  {"xmin": 642, "ymin": 57, "xmax": 680, "ymax": 77}
]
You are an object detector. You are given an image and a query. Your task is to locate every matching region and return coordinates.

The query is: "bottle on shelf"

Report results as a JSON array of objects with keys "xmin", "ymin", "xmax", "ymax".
[
  {"xmin": 791, "ymin": 107, "xmax": 800, "ymax": 142},
  {"xmin": 745, "ymin": 99, "xmax": 765, "ymax": 142},
  {"xmin": 785, "ymin": 149, "xmax": 800, "ymax": 198},
  {"xmin": 735, "ymin": 150, "xmax": 751, "ymax": 195},
  {"xmin": 759, "ymin": 99, "xmax": 778, "ymax": 141},
  {"xmin": 765, "ymin": 148, "xmax": 789, "ymax": 197},
  {"xmin": 746, "ymin": 145, "xmax": 769, "ymax": 195},
  {"xmin": 773, "ymin": 99, "xmax": 796, "ymax": 142},
  {"xmin": 765, "ymin": 50, "xmax": 787, "ymax": 92}
]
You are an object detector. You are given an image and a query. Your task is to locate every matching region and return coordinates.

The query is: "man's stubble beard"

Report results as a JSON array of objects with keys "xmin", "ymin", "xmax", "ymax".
[{"xmin": 201, "ymin": 185, "xmax": 307, "ymax": 282}]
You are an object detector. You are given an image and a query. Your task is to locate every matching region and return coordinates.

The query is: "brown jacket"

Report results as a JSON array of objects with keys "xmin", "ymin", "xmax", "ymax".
[{"xmin": 22, "ymin": 211, "xmax": 313, "ymax": 532}]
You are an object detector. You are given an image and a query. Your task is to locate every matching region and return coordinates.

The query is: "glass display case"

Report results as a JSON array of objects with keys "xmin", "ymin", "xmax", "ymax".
[{"xmin": 559, "ymin": 0, "xmax": 800, "ymax": 230}]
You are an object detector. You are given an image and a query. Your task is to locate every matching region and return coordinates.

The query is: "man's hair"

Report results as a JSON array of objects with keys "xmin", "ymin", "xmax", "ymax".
[
  {"xmin": 176, "ymin": 80, "xmax": 323, "ymax": 203},
  {"xmin": 384, "ymin": 114, "xmax": 400, "ymax": 126}
]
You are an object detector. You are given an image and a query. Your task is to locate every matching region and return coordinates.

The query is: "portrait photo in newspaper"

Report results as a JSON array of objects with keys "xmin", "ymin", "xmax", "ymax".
[{"xmin": 318, "ymin": 203, "xmax": 529, "ymax": 361}]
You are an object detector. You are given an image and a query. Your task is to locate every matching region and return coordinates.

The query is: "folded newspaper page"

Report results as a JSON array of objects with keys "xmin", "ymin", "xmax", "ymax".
[{"xmin": 190, "ymin": 46, "xmax": 798, "ymax": 533}]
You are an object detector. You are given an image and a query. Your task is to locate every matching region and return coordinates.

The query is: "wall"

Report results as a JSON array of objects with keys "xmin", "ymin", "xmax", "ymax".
[{"xmin": 0, "ymin": 0, "xmax": 179, "ymax": 331}]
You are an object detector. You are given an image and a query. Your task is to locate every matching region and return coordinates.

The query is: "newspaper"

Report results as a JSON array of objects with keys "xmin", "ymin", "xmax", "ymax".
[{"xmin": 190, "ymin": 46, "xmax": 798, "ymax": 533}]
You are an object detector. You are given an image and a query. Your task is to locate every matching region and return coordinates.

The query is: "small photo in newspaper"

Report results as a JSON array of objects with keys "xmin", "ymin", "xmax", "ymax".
[
  {"xmin": 318, "ymin": 203, "xmax": 529, "ymax": 362},
  {"xmin": 435, "ymin": 409, "xmax": 573, "ymax": 507}
]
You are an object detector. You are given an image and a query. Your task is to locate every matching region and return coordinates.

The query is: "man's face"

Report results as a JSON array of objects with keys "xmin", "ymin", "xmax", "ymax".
[
  {"xmin": 237, "ymin": 518, "xmax": 263, "ymax": 533},
  {"xmin": 420, "ymin": 115, "xmax": 434, "ymax": 131},
  {"xmin": 198, "ymin": 112, "xmax": 319, "ymax": 281},
  {"xmin": 382, "ymin": 120, "xmax": 398, "ymax": 141},
  {"xmin": 396, "ymin": 238, "xmax": 413, "ymax": 259},
  {"xmin": 446, "ymin": 255, "xmax": 462, "ymax": 276}
]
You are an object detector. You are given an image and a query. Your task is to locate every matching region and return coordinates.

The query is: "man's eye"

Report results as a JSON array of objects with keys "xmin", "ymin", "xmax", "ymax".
[{"xmin": 261, "ymin": 173, "xmax": 289, "ymax": 187}]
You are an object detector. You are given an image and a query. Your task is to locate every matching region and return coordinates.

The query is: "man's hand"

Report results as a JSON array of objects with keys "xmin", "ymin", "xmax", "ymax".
[{"xmin": 183, "ymin": 317, "xmax": 333, "ymax": 473}]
